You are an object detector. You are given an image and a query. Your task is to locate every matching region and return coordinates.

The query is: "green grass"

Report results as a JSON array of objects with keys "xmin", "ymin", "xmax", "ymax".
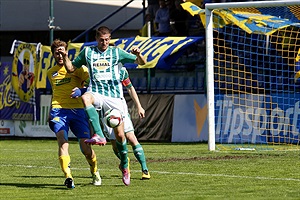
[{"xmin": 1, "ymin": 139, "xmax": 300, "ymax": 200}]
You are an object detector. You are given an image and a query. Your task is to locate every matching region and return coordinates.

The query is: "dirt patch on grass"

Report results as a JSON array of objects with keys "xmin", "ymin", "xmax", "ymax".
[{"xmin": 144, "ymin": 155, "xmax": 262, "ymax": 163}]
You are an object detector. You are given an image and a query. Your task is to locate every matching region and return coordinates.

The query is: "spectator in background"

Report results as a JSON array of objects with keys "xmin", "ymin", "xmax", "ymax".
[
  {"xmin": 146, "ymin": 0, "xmax": 159, "ymax": 36},
  {"xmin": 139, "ymin": 13, "xmax": 158, "ymax": 37},
  {"xmin": 155, "ymin": 0, "xmax": 171, "ymax": 36},
  {"xmin": 146, "ymin": 0, "xmax": 160, "ymax": 19},
  {"xmin": 169, "ymin": 0, "xmax": 189, "ymax": 36}
]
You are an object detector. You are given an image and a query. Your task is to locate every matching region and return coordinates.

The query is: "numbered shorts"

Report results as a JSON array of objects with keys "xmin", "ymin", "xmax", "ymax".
[{"xmin": 49, "ymin": 108, "xmax": 91, "ymax": 139}]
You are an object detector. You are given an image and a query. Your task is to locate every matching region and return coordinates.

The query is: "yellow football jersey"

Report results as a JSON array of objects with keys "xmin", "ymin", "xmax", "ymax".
[{"xmin": 47, "ymin": 65, "xmax": 89, "ymax": 109}]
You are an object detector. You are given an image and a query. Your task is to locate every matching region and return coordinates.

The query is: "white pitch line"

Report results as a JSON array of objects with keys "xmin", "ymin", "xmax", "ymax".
[
  {"xmin": 1, "ymin": 164, "xmax": 56, "ymax": 169},
  {"xmin": 151, "ymin": 170, "xmax": 300, "ymax": 182},
  {"xmin": 1, "ymin": 149, "xmax": 56, "ymax": 152},
  {"xmin": 1, "ymin": 163, "xmax": 300, "ymax": 182}
]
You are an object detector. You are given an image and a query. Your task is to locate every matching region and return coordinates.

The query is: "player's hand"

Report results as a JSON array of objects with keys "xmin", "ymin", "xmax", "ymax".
[
  {"xmin": 131, "ymin": 47, "xmax": 146, "ymax": 65},
  {"xmin": 131, "ymin": 47, "xmax": 141, "ymax": 55},
  {"xmin": 71, "ymin": 87, "xmax": 87, "ymax": 98},
  {"xmin": 57, "ymin": 47, "xmax": 67, "ymax": 57},
  {"xmin": 71, "ymin": 87, "xmax": 81, "ymax": 98},
  {"xmin": 138, "ymin": 107, "xmax": 145, "ymax": 119}
]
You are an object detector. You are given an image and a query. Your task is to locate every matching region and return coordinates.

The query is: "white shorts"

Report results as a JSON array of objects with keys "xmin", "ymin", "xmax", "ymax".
[
  {"xmin": 90, "ymin": 92, "xmax": 134, "ymax": 140},
  {"xmin": 102, "ymin": 112, "xmax": 134, "ymax": 140}
]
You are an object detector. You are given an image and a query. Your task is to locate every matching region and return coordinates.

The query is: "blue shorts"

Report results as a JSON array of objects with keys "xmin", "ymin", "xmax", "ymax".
[{"xmin": 49, "ymin": 108, "xmax": 91, "ymax": 139}]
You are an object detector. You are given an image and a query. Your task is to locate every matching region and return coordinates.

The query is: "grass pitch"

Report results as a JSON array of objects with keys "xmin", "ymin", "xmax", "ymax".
[{"xmin": 0, "ymin": 139, "xmax": 300, "ymax": 200}]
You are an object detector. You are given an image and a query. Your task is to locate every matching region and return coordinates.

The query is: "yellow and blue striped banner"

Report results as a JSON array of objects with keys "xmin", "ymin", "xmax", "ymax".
[
  {"xmin": 181, "ymin": 2, "xmax": 300, "ymax": 35},
  {"xmin": 36, "ymin": 36, "xmax": 203, "ymax": 89}
]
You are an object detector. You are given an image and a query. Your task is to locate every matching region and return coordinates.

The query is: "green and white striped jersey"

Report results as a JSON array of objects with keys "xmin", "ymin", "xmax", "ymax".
[{"xmin": 72, "ymin": 45, "xmax": 136, "ymax": 98}]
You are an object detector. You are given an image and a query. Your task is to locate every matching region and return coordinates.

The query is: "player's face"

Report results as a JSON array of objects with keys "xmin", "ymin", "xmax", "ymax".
[
  {"xmin": 54, "ymin": 46, "xmax": 65, "ymax": 66},
  {"xmin": 96, "ymin": 33, "xmax": 111, "ymax": 52}
]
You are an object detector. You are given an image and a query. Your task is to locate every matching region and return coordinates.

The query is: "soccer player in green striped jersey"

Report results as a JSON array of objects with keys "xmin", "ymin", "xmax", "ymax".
[
  {"xmin": 72, "ymin": 66, "xmax": 151, "ymax": 180},
  {"xmin": 58, "ymin": 26, "xmax": 146, "ymax": 186},
  {"xmin": 105, "ymin": 66, "xmax": 151, "ymax": 180}
]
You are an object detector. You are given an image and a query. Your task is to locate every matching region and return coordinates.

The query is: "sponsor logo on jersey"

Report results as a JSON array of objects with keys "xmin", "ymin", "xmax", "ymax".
[
  {"xmin": 93, "ymin": 59, "xmax": 110, "ymax": 71},
  {"xmin": 54, "ymin": 77, "xmax": 71, "ymax": 86},
  {"xmin": 52, "ymin": 71, "xmax": 58, "ymax": 77},
  {"xmin": 94, "ymin": 72, "xmax": 112, "ymax": 81}
]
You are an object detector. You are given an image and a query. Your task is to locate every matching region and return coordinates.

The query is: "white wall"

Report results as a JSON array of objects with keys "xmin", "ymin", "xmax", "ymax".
[
  {"xmin": 0, "ymin": 0, "xmax": 145, "ymax": 31},
  {"xmin": 0, "ymin": 120, "xmax": 14, "ymax": 137}
]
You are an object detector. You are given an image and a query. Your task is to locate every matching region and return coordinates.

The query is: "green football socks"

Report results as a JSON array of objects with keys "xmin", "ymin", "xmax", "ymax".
[
  {"xmin": 85, "ymin": 105, "xmax": 105, "ymax": 138},
  {"xmin": 133, "ymin": 144, "xmax": 148, "ymax": 171},
  {"xmin": 116, "ymin": 140, "xmax": 129, "ymax": 169},
  {"xmin": 113, "ymin": 148, "xmax": 121, "ymax": 159}
]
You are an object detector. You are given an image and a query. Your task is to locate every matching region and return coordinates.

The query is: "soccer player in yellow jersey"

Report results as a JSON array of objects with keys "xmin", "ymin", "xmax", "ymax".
[{"xmin": 47, "ymin": 39, "xmax": 101, "ymax": 189}]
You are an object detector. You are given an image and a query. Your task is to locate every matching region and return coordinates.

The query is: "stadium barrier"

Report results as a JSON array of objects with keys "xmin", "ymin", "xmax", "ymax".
[{"xmin": 0, "ymin": 94, "xmax": 208, "ymax": 142}]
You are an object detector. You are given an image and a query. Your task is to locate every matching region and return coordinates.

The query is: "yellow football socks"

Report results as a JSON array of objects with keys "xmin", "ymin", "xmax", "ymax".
[
  {"xmin": 86, "ymin": 155, "xmax": 98, "ymax": 174},
  {"xmin": 59, "ymin": 155, "xmax": 72, "ymax": 178}
]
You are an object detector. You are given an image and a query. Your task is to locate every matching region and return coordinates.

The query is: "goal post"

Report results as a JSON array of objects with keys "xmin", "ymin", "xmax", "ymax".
[{"xmin": 205, "ymin": 0, "xmax": 300, "ymax": 151}]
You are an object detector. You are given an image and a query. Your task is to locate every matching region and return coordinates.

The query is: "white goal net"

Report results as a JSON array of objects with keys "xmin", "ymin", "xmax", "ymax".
[{"xmin": 204, "ymin": 0, "xmax": 300, "ymax": 151}]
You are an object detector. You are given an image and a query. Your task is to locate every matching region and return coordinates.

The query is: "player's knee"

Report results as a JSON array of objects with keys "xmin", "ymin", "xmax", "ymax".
[
  {"xmin": 127, "ymin": 134, "xmax": 139, "ymax": 146},
  {"xmin": 81, "ymin": 93, "xmax": 93, "ymax": 105}
]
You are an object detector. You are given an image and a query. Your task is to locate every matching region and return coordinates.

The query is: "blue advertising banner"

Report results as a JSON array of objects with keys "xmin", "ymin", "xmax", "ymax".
[
  {"xmin": 215, "ymin": 93, "xmax": 300, "ymax": 144},
  {"xmin": 171, "ymin": 94, "xmax": 209, "ymax": 142}
]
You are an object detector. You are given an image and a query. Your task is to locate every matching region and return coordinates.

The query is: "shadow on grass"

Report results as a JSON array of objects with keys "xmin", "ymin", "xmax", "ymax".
[
  {"xmin": 20, "ymin": 175, "xmax": 62, "ymax": 178},
  {"xmin": 0, "ymin": 182, "xmax": 69, "ymax": 190},
  {"xmin": 3, "ymin": 175, "xmax": 129, "ymax": 188},
  {"xmin": 0, "ymin": 175, "xmax": 93, "ymax": 189}
]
